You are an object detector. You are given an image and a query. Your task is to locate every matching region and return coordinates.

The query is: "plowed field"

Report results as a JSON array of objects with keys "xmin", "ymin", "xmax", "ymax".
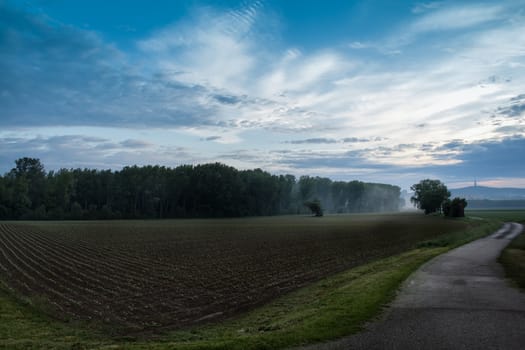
[{"xmin": 0, "ymin": 214, "xmax": 466, "ymax": 334}]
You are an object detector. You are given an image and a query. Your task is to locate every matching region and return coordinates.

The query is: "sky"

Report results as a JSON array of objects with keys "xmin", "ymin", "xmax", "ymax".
[{"xmin": 1, "ymin": 0, "xmax": 525, "ymax": 190}]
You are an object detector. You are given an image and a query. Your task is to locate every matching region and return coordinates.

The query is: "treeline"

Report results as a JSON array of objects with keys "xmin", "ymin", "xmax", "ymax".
[{"xmin": 0, "ymin": 158, "xmax": 402, "ymax": 220}]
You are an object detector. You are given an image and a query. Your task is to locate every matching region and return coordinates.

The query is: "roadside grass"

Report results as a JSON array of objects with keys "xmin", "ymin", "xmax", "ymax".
[
  {"xmin": 0, "ymin": 212, "xmax": 518, "ymax": 349},
  {"xmin": 0, "ymin": 280, "xmax": 106, "ymax": 349},
  {"xmin": 499, "ymin": 222, "xmax": 525, "ymax": 290},
  {"xmin": 417, "ymin": 217, "xmax": 502, "ymax": 249},
  {"xmin": 471, "ymin": 210, "xmax": 525, "ymax": 291}
]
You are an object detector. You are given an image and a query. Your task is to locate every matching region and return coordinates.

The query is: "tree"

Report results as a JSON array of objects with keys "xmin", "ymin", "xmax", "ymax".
[
  {"xmin": 442, "ymin": 197, "xmax": 468, "ymax": 217},
  {"xmin": 410, "ymin": 179, "xmax": 450, "ymax": 214},
  {"xmin": 0, "ymin": 157, "xmax": 406, "ymax": 219},
  {"xmin": 10, "ymin": 157, "xmax": 46, "ymax": 213},
  {"xmin": 304, "ymin": 199, "xmax": 323, "ymax": 217}
]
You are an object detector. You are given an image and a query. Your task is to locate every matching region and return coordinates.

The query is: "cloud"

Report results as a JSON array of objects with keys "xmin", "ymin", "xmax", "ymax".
[
  {"xmin": 495, "ymin": 125, "xmax": 525, "ymax": 134},
  {"xmin": 411, "ymin": 2, "xmax": 444, "ymax": 14},
  {"xmin": 0, "ymin": 135, "xmax": 195, "ymax": 173},
  {"xmin": 202, "ymin": 136, "xmax": 222, "ymax": 141},
  {"xmin": 3, "ymin": 0, "xmax": 521, "ymax": 141},
  {"xmin": 343, "ymin": 137, "xmax": 382, "ymax": 143},
  {"xmin": 213, "ymin": 94, "xmax": 242, "ymax": 105},
  {"xmin": 1, "ymin": 1, "xmax": 525, "ymax": 190},
  {"xmin": 416, "ymin": 136, "xmax": 525, "ymax": 183},
  {"xmin": 286, "ymin": 137, "xmax": 381, "ymax": 144},
  {"xmin": 348, "ymin": 41, "xmax": 370, "ymax": 49},
  {"xmin": 435, "ymin": 140, "xmax": 466, "ymax": 151},
  {"xmin": 497, "ymin": 93, "xmax": 525, "ymax": 117},
  {"xmin": 0, "ymin": 2, "xmax": 225, "ymax": 129},
  {"xmin": 120, "ymin": 139, "xmax": 152, "ymax": 149},
  {"xmin": 456, "ymin": 136, "xmax": 525, "ymax": 177},
  {"xmin": 288, "ymin": 138, "xmax": 338, "ymax": 144},
  {"xmin": 312, "ymin": 137, "xmax": 525, "ymax": 187},
  {"xmin": 137, "ymin": 1, "xmax": 264, "ymax": 92},
  {"xmin": 411, "ymin": 4, "xmax": 503, "ymax": 33}
]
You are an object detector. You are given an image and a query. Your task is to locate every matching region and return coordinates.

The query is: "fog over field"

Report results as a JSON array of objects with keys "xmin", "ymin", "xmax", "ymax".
[{"xmin": 1, "ymin": 0, "xmax": 525, "ymax": 190}]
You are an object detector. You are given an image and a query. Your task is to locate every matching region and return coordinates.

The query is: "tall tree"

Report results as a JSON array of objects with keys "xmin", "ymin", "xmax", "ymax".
[
  {"xmin": 410, "ymin": 179, "xmax": 450, "ymax": 214},
  {"xmin": 11, "ymin": 157, "xmax": 47, "ymax": 211}
]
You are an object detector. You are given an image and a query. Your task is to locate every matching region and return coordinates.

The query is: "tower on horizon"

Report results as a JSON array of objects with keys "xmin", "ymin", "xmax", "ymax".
[{"xmin": 474, "ymin": 179, "xmax": 477, "ymax": 187}]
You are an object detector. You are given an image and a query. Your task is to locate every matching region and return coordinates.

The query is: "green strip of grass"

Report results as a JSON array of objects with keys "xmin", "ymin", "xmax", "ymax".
[
  {"xmin": 499, "ymin": 224, "xmax": 525, "ymax": 290},
  {"xmin": 0, "ymin": 281, "xmax": 106, "ymax": 349},
  {"xmin": 0, "ymin": 217, "xmax": 509, "ymax": 349}
]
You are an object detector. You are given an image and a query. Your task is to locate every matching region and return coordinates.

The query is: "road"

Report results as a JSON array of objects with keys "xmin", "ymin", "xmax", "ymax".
[{"xmin": 298, "ymin": 223, "xmax": 525, "ymax": 350}]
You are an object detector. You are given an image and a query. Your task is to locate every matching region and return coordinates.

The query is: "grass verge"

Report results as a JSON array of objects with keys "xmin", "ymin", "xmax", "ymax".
[
  {"xmin": 0, "ymin": 216, "xmax": 511, "ymax": 349},
  {"xmin": 499, "ymin": 223, "xmax": 525, "ymax": 290}
]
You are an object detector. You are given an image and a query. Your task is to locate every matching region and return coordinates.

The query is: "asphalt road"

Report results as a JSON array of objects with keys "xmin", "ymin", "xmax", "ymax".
[{"xmin": 298, "ymin": 222, "xmax": 525, "ymax": 350}]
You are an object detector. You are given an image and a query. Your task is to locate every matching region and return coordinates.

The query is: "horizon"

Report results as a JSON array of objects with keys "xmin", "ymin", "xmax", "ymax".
[
  {"xmin": 2, "ymin": 156, "xmax": 523, "ymax": 192},
  {"xmin": 1, "ymin": 0, "xmax": 525, "ymax": 191}
]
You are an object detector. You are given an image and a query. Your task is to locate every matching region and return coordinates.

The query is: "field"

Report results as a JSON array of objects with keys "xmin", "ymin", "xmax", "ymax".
[{"xmin": 0, "ymin": 214, "xmax": 469, "ymax": 335}]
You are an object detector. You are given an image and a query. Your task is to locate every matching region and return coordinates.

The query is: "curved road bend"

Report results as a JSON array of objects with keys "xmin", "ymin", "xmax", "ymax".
[{"xmin": 298, "ymin": 223, "xmax": 525, "ymax": 350}]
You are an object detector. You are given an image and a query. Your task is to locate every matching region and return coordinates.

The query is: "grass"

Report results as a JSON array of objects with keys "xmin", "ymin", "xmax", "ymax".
[
  {"xmin": 465, "ymin": 209, "xmax": 525, "ymax": 222},
  {"xmin": 0, "ymin": 280, "xmax": 105, "ymax": 349},
  {"xmin": 0, "ymin": 211, "xmax": 522, "ymax": 349},
  {"xmin": 499, "ymin": 222, "xmax": 525, "ymax": 290},
  {"xmin": 469, "ymin": 210, "xmax": 525, "ymax": 291}
]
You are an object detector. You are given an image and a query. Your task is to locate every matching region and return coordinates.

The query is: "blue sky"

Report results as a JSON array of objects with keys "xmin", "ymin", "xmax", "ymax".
[{"xmin": 1, "ymin": 0, "xmax": 525, "ymax": 190}]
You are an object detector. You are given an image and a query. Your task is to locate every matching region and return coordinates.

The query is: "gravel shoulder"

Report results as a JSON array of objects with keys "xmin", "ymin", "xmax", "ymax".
[{"xmin": 298, "ymin": 223, "xmax": 525, "ymax": 350}]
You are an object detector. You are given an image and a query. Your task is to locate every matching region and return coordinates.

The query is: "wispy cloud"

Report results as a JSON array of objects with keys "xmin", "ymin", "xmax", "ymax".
[
  {"xmin": 202, "ymin": 136, "xmax": 222, "ymax": 142},
  {"xmin": 411, "ymin": 4, "xmax": 503, "ymax": 32},
  {"xmin": 120, "ymin": 139, "xmax": 153, "ymax": 149},
  {"xmin": 497, "ymin": 93, "xmax": 525, "ymax": 117},
  {"xmin": 411, "ymin": 2, "xmax": 444, "ymax": 14},
  {"xmin": 287, "ymin": 138, "xmax": 338, "ymax": 144},
  {"xmin": 287, "ymin": 137, "xmax": 381, "ymax": 144},
  {"xmin": 0, "ymin": 2, "xmax": 227, "ymax": 129},
  {"xmin": 137, "ymin": 1, "xmax": 263, "ymax": 92}
]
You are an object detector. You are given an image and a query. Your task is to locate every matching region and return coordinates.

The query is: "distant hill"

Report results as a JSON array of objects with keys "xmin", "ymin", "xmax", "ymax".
[{"xmin": 450, "ymin": 186, "xmax": 525, "ymax": 200}]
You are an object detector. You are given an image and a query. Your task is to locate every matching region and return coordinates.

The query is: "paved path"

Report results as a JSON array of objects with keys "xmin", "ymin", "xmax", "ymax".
[{"xmin": 299, "ymin": 223, "xmax": 525, "ymax": 350}]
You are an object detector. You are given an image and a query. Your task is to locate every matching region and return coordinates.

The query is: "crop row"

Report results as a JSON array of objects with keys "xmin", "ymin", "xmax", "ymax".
[
  {"xmin": 1, "ymin": 223, "xmax": 365, "ymax": 331},
  {"xmin": 0, "ymin": 217, "xmax": 467, "ymax": 333}
]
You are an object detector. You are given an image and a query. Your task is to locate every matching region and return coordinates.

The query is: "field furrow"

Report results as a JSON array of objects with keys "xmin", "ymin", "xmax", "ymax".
[
  {"xmin": 0, "ymin": 229, "xmax": 86, "ymax": 316},
  {"xmin": 3, "ymin": 226, "xmax": 151, "ymax": 296},
  {"xmin": 0, "ymin": 215, "xmax": 469, "ymax": 333},
  {"xmin": 0, "ymin": 226, "xmax": 98, "ymax": 306},
  {"xmin": 1, "ymin": 226, "xmax": 122, "ymax": 302},
  {"xmin": 10, "ymin": 224, "xmax": 165, "ymax": 281},
  {"xmin": 13, "ymin": 225, "xmax": 182, "ymax": 292}
]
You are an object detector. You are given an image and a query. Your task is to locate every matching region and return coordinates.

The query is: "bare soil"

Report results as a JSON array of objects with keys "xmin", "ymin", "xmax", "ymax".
[{"xmin": 0, "ymin": 215, "xmax": 466, "ymax": 334}]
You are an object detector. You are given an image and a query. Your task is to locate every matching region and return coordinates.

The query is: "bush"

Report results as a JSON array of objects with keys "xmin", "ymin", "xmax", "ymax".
[
  {"xmin": 442, "ymin": 197, "xmax": 467, "ymax": 217},
  {"xmin": 304, "ymin": 200, "xmax": 323, "ymax": 217}
]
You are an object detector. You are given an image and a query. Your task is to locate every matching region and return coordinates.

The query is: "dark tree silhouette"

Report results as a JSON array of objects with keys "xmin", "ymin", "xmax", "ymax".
[
  {"xmin": 442, "ymin": 197, "xmax": 468, "ymax": 217},
  {"xmin": 304, "ymin": 200, "xmax": 323, "ymax": 217},
  {"xmin": 0, "ymin": 158, "xmax": 403, "ymax": 220},
  {"xmin": 410, "ymin": 179, "xmax": 450, "ymax": 214}
]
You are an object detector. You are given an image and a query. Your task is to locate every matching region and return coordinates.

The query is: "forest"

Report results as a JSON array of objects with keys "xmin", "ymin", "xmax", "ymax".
[{"xmin": 0, "ymin": 157, "xmax": 402, "ymax": 220}]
